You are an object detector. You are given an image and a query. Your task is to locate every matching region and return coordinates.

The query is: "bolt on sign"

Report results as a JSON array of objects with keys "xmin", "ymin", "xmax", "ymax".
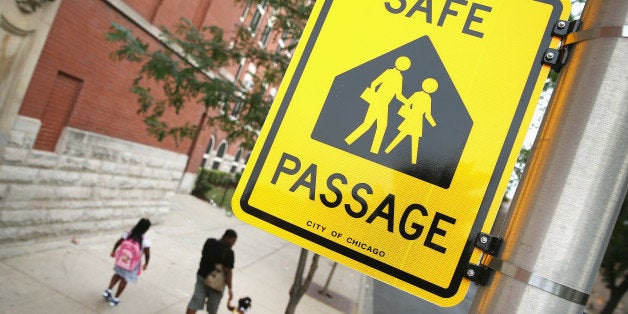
[{"xmin": 233, "ymin": 0, "xmax": 571, "ymax": 306}]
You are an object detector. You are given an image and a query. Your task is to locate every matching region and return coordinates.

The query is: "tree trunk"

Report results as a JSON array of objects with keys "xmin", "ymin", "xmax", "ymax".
[
  {"xmin": 601, "ymin": 274, "xmax": 628, "ymax": 314},
  {"xmin": 285, "ymin": 248, "xmax": 320, "ymax": 314},
  {"xmin": 285, "ymin": 297, "xmax": 299, "ymax": 314}
]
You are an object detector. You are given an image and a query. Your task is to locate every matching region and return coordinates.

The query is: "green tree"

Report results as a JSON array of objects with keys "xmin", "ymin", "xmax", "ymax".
[
  {"xmin": 107, "ymin": 0, "xmax": 312, "ymax": 149},
  {"xmin": 107, "ymin": 1, "xmax": 319, "ymax": 312}
]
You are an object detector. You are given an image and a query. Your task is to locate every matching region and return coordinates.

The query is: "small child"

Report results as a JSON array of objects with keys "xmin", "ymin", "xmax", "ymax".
[
  {"xmin": 102, "ymin": 218, "xmax": 151, "ymax": 307},
  {"xmin": 228, "ymin": 296, "xmax": 252, "ymax": 314}
]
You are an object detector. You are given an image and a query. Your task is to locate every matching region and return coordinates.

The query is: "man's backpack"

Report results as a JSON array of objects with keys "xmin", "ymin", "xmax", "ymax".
[{"xmin": 115, "ymin": 238, "xmax": 142, "ymax": 272}]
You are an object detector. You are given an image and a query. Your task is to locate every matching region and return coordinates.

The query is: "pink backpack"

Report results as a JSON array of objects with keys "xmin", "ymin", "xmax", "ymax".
[{"xmin": 115, "ymin": 238, "xmax": 142, "ymax": 272}]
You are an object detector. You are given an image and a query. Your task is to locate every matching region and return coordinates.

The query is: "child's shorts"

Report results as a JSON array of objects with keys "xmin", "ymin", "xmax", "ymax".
[{"xmin": 114, "ymin": 265, "xmax": 139, "ymax": 283}]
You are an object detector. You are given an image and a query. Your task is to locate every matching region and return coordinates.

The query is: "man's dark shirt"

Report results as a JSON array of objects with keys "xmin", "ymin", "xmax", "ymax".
[{"xmin": 197, "ymin": 238, "xmax": 235, "ymax": 278}]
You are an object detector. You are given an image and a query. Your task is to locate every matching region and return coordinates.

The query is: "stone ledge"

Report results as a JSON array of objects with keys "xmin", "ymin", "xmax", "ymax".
[
  {"xmin": 0, "ymin": 211, "xmax": 167, "ymax": 244},
  {"xmin": 0, "ymin": 204, "xmax": 168, "ymax": 227},
  {"xmin": 0, "ymin": 199, "xmax": 167, "ymax": 210}
]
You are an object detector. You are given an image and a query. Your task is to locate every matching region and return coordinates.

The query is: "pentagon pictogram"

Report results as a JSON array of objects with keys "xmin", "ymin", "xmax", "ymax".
[{"xmin": 312, "ymin": 36, "xmax": 472, "ymax": 188}]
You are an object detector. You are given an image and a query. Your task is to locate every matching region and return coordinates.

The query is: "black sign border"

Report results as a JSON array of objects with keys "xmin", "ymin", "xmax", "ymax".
[{"xmin": 239, "ymin": 0, "xmax": 565, "ymax": 300}]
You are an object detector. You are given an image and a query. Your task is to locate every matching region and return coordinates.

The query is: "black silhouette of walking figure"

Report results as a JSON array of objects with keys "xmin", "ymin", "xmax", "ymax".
[
  {"xmin": 345, "ymin": 56, "xmax": 411, "ymax": 154},
  {"xmin": 385, "ymin": 78, "xmax": 438, "ymax": 164}
]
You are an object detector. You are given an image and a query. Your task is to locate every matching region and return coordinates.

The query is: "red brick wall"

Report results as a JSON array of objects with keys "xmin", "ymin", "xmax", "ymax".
[
  {"xmin": 204, "ymin": 0, "xmax": 244, "ymax": 38},
  {"xmin": 152, "ymin": 0, "xmax": 199, "ymax": 28},
  {"xmin": 120, "ymin": 0, "xmax": 161, "ymax": 22},
  {"xmin": 19, "ymin": 0, "xmax": 249, "ymax": 173}
]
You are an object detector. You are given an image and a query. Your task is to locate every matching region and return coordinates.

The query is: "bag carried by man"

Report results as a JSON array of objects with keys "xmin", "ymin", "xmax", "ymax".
[
  {"xmin": 360, "ymin": 83, "xmax": 381, "ymax": 103},
  {"xmin": 204, "ymin": 240, "xmax": 227, "ymax": 292},
  {"xmin": 204, "ymin": 264, "xmax": 226, "ymax": 292}
]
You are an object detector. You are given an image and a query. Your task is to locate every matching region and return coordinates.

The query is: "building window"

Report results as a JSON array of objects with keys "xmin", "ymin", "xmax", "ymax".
[
  {"xmin": 234, "ymin": 58, "xmax": 246, "ymax": 83},
  {"xmin": 212, "ymin": 141, "xmax": 227, "ymax": 170},
  {"xmin": 241, "ymin": 63, "xmax": 257, "ymax": 91},
  {"xmin": 249, "ymin": 9, "xmax": 262, "ymax": 33},
  {"xmin": 230, "ymin": 148, "xmax": 243, "ymax": 173},
  {"xmin": 242, "ymin": 73, "xmax": 254, "ymax": 91},
  {"xmin": 240, "ymin": 0, "xmax": 251, "ymax": 22},
  {"xmin": 200, "ymin": 136, "xmax": 215, "ymax": 168},
  {"xmin": 281, "ymin": 30, "xmax": 290, "ymax": 42},
  {"xmin": 232, "ymin": 98, "xmax": 244, "ymax": 117},
  {"xmin": 260, "ymin": 25, "xmax": 272, "ymax": 46}
]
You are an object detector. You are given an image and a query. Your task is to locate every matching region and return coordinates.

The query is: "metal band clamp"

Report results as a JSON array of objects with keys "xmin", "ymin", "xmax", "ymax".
[
  {"xmin": 466, "ymin": 232, "xmax": 589, "ymax": 305},
  {"xmin": 545, "ymin": 22, "xmax": 628, "ymax": 72},
  {"xmin": 564, "ymin": 25, "xmax": 628, "ymax": 45},
  {"xmin": 484, "ymin": 255, "xmax": 590, "ymax": 306}
]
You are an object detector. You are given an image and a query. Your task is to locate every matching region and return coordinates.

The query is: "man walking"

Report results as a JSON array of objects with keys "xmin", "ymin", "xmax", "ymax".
[
  {"xmin": 345, "ymin": 56, "xmax": 411, "ymax": 154},
  {"xmin": 186, "ymin": 229, "xmax": 237, "ymax": 314}
]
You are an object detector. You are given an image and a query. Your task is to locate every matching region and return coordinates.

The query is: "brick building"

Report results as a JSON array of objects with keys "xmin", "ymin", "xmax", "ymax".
[{"xmin": 0, "ymin": 0, "xmax": 282, "ymax": 251}]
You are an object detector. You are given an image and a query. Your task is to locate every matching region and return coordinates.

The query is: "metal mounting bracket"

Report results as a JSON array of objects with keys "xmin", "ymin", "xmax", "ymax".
[
  {"xmin": 543, "ymin": 19, "xmax": 581, "ymax": 72},
  {"xmin": 552, "ymin": 19, "xmax": 581, "ymax": 38},
  {"xmin": 464, "ymin": 233, "xmax": 504, "ymax": 286},
  {"xmin": 464, "ymin": 263, "xmax": 491, "ymax": 286},
  {"xmin": 465, "ymin": 231, "xmax": 590, "ymax": 304},
  {"xmin": 474, "ymin": 232, "xmax": 503, "ymax": 256}
]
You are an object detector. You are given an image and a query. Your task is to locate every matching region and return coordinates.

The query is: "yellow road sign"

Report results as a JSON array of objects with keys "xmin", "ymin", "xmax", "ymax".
[{"xmin": 233, "ymin": 0, "xmax": 571, "ymax": 306}]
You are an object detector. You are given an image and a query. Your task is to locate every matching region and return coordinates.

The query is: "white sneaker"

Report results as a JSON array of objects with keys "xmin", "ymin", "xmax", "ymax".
[
  {"xmin": 102, "ymin": 289, "xmax": 112, "ymax": 300},
  {"xmin": 109, "ymin": 297, "xmax": 120, "ymax": 307}
]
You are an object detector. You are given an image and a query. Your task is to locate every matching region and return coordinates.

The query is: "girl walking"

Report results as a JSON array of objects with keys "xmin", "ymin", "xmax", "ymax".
[{"xmin": 102, "ymin": 218, "xmax": 151, "ymax": 307}]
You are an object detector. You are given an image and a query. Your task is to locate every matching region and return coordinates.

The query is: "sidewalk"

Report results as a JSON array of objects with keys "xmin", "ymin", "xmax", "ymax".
[{"xmin": 0, "ymin": 194, "xmax": 368, "ymax": 314}]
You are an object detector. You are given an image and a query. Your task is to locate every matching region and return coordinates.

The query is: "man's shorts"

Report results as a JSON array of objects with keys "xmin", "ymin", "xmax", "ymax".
[{"xmin": 188, "ymin": 275, "xmax": 224, "ymax": 314}]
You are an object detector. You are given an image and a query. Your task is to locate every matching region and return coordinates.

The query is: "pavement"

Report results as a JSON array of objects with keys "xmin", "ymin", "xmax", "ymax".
[{"xmin": 0, "ymin": 194, "xmax": 369, "ymax": 314}]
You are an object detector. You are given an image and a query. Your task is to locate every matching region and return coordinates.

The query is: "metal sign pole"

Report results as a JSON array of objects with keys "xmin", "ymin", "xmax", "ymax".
[{"xmin": 470, "ymin": 0, "xmax": 628, "ymax": 312}]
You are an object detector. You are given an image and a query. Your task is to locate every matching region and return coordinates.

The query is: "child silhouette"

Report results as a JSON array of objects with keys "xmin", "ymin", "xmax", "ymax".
[{"xmin": 384, "ymin": 78, "xmax": 438, "ymax": 164}]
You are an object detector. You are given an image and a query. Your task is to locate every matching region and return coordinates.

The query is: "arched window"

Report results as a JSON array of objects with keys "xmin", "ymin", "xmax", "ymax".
[
  {"xmin": 230, "ymin": 148, "xmax": 243, "ymax": 173},
  {"xmin": 200, "ymin": 136, "xmax": 215, "ymax": 168},
  {"xmin": 260, "ymin": 24, "xmax": 272, "ymax": 46},
  {"xmin": 249, "ymin": 9, "xmax": 262, "ymax": 33},
  {"xmin": 212, "ymin": 141, "xmax": 227, "ymax": 170},
  {"xmin": 240, "ymin": 0, "xmax": 251, "ymax": 22}
]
